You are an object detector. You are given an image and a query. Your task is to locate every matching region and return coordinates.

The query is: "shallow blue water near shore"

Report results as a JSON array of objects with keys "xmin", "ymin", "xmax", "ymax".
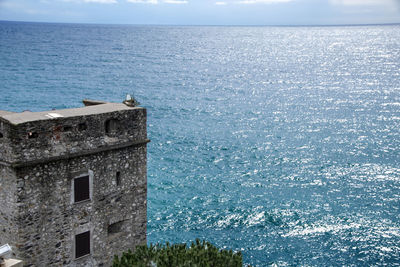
[{"xmin": 1, "ymin": 21, "xmax": 400, "ymax": 266}]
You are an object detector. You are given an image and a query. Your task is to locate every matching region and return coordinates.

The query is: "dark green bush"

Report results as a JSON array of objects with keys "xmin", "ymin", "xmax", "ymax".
[{"xmin": 112, "ymin": 239, "xmax": 243, "ymax": 267}]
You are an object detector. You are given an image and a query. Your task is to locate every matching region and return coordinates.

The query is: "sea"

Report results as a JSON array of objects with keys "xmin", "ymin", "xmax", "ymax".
[{"xmin": 0, "ymin": 21, "xmax": 399, "ymax": 266}]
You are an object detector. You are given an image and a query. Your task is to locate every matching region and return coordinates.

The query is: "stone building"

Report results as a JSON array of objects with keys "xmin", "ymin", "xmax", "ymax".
[{"xmin": 0, "ymin": 99, "xmax": 149, "ymax": 266}]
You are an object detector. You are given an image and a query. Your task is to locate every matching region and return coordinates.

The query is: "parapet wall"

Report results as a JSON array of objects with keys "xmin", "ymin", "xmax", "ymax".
[{"xmin": 0, "ymin": 103, "xmax": 148, "ymax": 166}]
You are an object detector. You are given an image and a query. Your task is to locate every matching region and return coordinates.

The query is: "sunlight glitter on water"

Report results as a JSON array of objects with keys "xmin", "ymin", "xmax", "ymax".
[{"xmin": 1, "ymin": 22, "xmax": 399, "ymax": 266}]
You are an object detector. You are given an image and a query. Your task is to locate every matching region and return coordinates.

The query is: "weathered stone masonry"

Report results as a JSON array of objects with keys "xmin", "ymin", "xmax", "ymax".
[{"xmin": 0, "ymin": 100, "xmax": 149, "ymax": 266}]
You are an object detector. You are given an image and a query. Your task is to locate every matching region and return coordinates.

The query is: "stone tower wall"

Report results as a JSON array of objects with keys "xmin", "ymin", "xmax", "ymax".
[
  {"xmin": 13, "ymin": 145, "xmax": 147, "ymax": 266},
  {"xmin": 0, "ymin": 165, "xmax": 18, "ymax": 252},
  {"xmin": 0, "ymin": 121, "xmax": 14, "ymax": 163},
  {"xmin": 0, "ymin": 103, "xmax": 148, "ymax": 266}
]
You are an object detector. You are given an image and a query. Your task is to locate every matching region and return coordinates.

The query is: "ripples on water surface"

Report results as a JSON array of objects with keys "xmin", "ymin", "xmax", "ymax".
[{"xmin": 1, "ymin": 22, "xmax": 399, "ymax": 266}]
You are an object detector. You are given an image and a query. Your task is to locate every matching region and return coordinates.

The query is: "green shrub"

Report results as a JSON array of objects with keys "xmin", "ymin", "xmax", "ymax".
[{"xmin": 112, "ymin": 239, "xmax": 243, "ymax": 267}]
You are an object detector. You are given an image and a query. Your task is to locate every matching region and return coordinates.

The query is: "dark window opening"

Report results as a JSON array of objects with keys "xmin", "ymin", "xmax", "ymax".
[
  {"xmin": 27, "ymin": 132, "xmax": 38, "ymax": 139},
  {"xmin": 63, "ymin": 125, "xmax": 73, "ymax": 132},
  {"xmin": 105, "ymin": 119, "xmax": 119, "ymax": 135},
  {"xmin": 78, "ymin": 123, "xmax": 87, "ymax": 131},
  {"xmin": 116, "ymin": 171, "xmax": 121, "ymax": 186},
  {"xmin": 0, "ymin": 132, "xmax": 3, "ymax": 138},
  {"xmin": 75, "ymin": 231, "xmax": 90, "ymax": 258},
  {"xmin": 74, "ymin": 175, "xmax": 90, "ymax": 202},
  {"xmin": 108, "ymin": 221, "xmax": 125, "ymax": 235}
]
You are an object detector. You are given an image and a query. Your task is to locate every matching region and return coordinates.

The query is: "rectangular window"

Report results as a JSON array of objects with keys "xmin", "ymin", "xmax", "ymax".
[
  {"xmin": 78, "ymin": 123, "xmax": 87, "ymax": 131},
  {"xmin": 63, "ymin": 125, "xmax": 73, "ymax": 132},
  {"xmin": 74, "ymin": 175, "xmax": 90, "ymax": 202},
  {"xmin": 75, "ymin": 231, "xmax": 90, "ymax": 258},
  {"xmin": 116, "ymin": 171, "xmax": 121, "ymax": 186},
  {"xmin": 27, "ymin": 131, "xmax": 38, "ymax": 139}
]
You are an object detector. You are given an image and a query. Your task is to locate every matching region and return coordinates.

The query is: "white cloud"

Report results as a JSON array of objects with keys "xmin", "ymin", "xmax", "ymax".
[
  {"xmin": 126, "ymin": 0, "xmax": 158, "ymax": 3},
  {"xmin": 0, "ymin": 1, "xmax": 48, "ymax": 13},
  {"xmin": 126, "ymin": 0, "xmax": 188, "ymax": 4},
  {"xmin": 215, "ymin": 1, "xmax": 227, "ymax": 5},
  {"xmin": 238, "ymin": 0, "xmax": 293, "ymax": 4},
  {"xmin": 60, "ymin": 0, "xmax": 117, "ymax": 3},
  {"xmin": 83, "ymin": 0, "xmax": 117, "ymax": 3},
  {"xmin": 329, "ymin": 0, "xmax": 396, "ymax": 6},
  {"xmin": 163, "ymin": 0, "xmax": 188, "ymax": 3}
]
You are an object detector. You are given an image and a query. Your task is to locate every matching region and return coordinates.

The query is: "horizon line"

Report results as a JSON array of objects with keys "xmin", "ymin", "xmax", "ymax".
[{"xmin": 1, "ymin": 19, "xmax": 400, "ymax": 28}]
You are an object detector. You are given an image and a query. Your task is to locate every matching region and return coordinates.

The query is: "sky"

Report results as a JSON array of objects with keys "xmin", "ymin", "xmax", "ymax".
[{"xmin": 0, "ymin": 0, "xmax": 399, "ymax": 25}]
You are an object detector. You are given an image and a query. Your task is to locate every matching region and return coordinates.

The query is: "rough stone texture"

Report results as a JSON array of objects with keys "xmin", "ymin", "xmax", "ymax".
[
  {"xmin": 0, "ymin": 101, "xmax": 148, "ymax": 266},
  {"xmin": 0, "ymin": 165, "xmax": 18, "ymax": 252}
]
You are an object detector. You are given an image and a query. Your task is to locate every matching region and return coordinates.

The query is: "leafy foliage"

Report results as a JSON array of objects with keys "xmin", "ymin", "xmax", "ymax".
[{"xmin": 112, "ymin": 239, "xmax": 243, "ymax": 267}]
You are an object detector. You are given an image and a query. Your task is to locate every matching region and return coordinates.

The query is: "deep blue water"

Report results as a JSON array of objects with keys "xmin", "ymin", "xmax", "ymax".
[{"xmin": 1, "ymin": 21, "xmax": 400, "ymax": 266}]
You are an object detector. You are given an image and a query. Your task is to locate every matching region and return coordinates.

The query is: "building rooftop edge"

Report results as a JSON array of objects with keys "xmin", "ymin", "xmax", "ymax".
[
  {"xmin": 0, "ymin": 110, "xmax": 16, "ymax": 117},
  {"xmin": 0, "ymin": 101, "xmax": 144, "ymax": 125}
]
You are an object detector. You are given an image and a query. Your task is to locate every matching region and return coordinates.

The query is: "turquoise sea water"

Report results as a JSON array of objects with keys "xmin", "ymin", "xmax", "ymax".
[{"xmin": 1, "ymin": 21, "xmax": 400, "ymax": 266}]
